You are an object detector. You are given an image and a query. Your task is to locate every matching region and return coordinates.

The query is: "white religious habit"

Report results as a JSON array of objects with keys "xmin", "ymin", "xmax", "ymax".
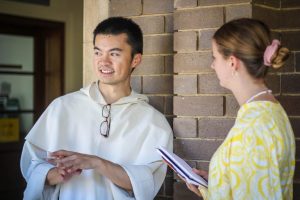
[{"xmin": 20, "ymin": 81, "xmax": 173, "ymax": 200}]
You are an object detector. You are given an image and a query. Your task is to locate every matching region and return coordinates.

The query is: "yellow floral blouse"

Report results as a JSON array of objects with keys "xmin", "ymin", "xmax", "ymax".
[{"xmin": 206, "ymin": 101, "xmax": 295, "ymax": 200}]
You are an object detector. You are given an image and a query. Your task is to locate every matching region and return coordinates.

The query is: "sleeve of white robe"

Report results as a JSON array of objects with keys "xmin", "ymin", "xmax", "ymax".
[
  {"xmin": 119, "ymin": 136, "xmax": 173, "ymax": 200},
  {"xmin": 20, "ymin": 141, "xmax": 59, "ymax": 200},
  {"xmin": 120, "ymin": 162, "xmax": 166, "ymax": 200}
]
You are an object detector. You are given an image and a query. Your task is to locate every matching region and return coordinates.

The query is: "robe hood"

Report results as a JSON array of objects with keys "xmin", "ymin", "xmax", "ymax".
[{"xmin": 80, "ymin": 81, "xmax": 149, "ymax": 105}]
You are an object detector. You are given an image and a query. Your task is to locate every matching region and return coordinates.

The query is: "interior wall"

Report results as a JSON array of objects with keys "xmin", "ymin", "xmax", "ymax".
[{"xmin": 0, "ymin": 0, "xmax": 83, "ymax": 93}]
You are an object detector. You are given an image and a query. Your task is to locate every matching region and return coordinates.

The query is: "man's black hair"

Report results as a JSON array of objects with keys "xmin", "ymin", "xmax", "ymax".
[{"xmin": 93, "ymin": 17, "xmax": 143, "ymax": 57}]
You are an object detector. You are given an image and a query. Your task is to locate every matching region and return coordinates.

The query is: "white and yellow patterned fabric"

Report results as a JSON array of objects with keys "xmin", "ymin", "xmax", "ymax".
[{"xmin": 206, "ymin": 101, "xmax": 295, "ymax": 200}]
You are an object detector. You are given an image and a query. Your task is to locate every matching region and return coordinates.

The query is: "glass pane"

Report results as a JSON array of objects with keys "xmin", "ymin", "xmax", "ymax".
[
  {"xmin": 0, "ymin": 75, "xmax": 33, "ymax": 110},
  {"xmin": 0, "ymin": 34, "xmax": 34, "ymax": 72},
  {"xmin": 20, "ymin": 113, "xmax": 34, "ymax": 139}
]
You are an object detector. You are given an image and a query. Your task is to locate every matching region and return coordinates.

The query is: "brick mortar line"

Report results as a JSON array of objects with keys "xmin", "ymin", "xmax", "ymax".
[
  {"xmin": 175, "ymin": 73, "xmax": 214, "ymax": 75},
  {"xmin": 272, "ymin": 29, "xmax": 300, "ymax": 32},
  {"xmin": 145, "ymin": 94, "xmax": 174, "ymax": 97},
  {"xmin": 141, "ymin": 55, "xmax": 173, "ymax": 57},
  {"xmin": 143, "ymin": 54, "xmax": 174, "ymax": 56},
  {"xmin": 174, "ymin": 2, "xmax": 251, "ymax": 11},
  {"xmin": 175, "ymin": 50, "xmax": 212, "ymax": 53},
  {"xmin": 175, "ymin": 50, "xmax": 212, "ymax": 54},
  {"xmin": 175, "ymin": 72, "xmax": 299, "ymax": 76},
  {"xmin": 281, "ymin": 93, "xmax": 300, "ymax": 96},
  {"xmin": 174, "ymin": 94, "xmax": 231, "ymax": 96},
  {"xmin": 175, "ymin": 27, "xmax": 220, "ymax": 31},
  {"xmin": 163, "ymin": 14, "xmax": 167, "ymax": 33},
  {"xmin": 289, "ymin": 116, "xmax": 300, "ymax": 119},
  {"xmin": 177, "ymin": 137, "xmax": 227, "ymax": 140},
  {"xmin": 175, "ymin": 116, "xmax": 237, "ymax": 118},
  {"xmin": 195, "ymin": 160, "xmax": 210, "ymax": 163},
  {"xmin": 273, "ymin": 72, "xmax": 300, "ymax": 75},
  {"xmin": 144, "ymin": 33, "xmax": 173, "ymax": 36},
  {"xmin": 132, "ymin": 74, "xmax": 174, "ymax": 77},
  {"xmin": 275, "ymin": 72, "xmax": 300, "ymax": 75},
  {"xmin": 175, "ymin": 116, "xmax": 236, "ymax": 119},
  {"xmin": 175, "ymin": 93, "xmax": 230, "ymax": 95},
  {"xmin": 280, "ymin": 7, "xmax": 300, "ymax": 11},
  {"xmin": 133, "ymin": 73, "xmax": 175, "ymax": 76},
  {"xmin": 141, "ymin": 0, "xmax": 144, "ymax": 14},
  {"xmin": 175, "ymin": 50, "xmax": 211, "ymax": 53},
  {"xmin": 179, "ymin": 159, "xmax": 209, "ymax": 162},
  {"xmin": 176, "ymin": 28, "xmax": 218, "ymax": 32},
  {"xmin": 175, "ymin": 138, "xmax": 224, "ymax": 141},
  {"xmin": 254, "ymin": 4, "xmax": 300, "ymax": 11},
  {"xmin": 253, "ymin": 4, "xmax": 281, "ymax": 10},
  {"xmin": 174, "ymin": 93, "xmax": 300, "ymax": 97},
  {"xmin": 129, "ymin": 13, "xmax": 173, "ymax": 18}
]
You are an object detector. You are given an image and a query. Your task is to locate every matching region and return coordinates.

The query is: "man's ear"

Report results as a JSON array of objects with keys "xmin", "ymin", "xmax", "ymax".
[{"xmin": 131, "ymin": 53, "xmax": 142, "ymax": 70}]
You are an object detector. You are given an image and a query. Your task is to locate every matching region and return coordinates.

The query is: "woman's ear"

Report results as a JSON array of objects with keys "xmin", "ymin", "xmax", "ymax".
[
  {"xmin": 131, "ymin": 53, "xmax": 142, "ymax": 70},
  {"xmin": 228, "ymin": 55, "xmax": 240, "ymax": 71}
]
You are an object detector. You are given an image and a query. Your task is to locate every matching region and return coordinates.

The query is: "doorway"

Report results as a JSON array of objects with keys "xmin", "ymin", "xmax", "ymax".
[{"xmin": 0, "ymin": 13, "xmax": 64, "ymax": 199}]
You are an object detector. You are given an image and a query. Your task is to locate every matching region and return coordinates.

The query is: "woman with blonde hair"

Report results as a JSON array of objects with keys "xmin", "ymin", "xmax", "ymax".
[{"xmin": 184, "ymin": 18, "xmax": 295, "ymax": 199}]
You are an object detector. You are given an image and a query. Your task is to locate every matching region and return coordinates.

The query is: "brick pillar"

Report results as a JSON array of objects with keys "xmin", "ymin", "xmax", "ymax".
[
  {"xmin": 83, "ymin": 0, "xmax": 109, "ymax": 86},
  {"xmin": 109, "ymin": 0, "xmax": 174, "ymax": 199}
]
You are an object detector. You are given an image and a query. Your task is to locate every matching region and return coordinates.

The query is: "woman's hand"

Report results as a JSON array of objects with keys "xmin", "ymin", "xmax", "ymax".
[
  {"xmin": 186, "ymin": 182, "xmax": 202, "ymax": 197},
  {"xmin": 178, "ymin": 168, "xmax": 209, "ymax": 197},
  {"xmin": 192, "ymin": 168, "xmax": 208, "ymax": 180}
]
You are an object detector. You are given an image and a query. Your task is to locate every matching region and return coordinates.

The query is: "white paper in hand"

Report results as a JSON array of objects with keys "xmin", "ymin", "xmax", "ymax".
[{"xmin": 157, "ymin": 146, "xmax": 208, "ymax": 188}]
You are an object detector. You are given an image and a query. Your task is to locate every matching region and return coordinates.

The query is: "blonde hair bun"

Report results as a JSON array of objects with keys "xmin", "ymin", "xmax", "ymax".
[{"xmin": 271, "ymin": 47, "xmax": 290, "ymax": 69}]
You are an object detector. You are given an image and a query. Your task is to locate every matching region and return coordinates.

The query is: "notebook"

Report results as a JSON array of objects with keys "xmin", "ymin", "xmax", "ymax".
[{"xmin": 157, "ymin": 146, "xmax": 208, "ymax": 188}]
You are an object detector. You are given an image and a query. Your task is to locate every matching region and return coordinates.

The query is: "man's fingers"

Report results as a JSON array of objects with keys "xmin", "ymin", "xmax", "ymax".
[
  {"xmin": 57, "ymin": 168, "xmax": 67, "ymax": 176},
  {"xmin": 51, "ymin": 150, "xmax": 74, "ymax": 157},
  {"xmin": 46, "ymin": 158, "xmax": 58, "ymax": 165},
  {"xmin": 67, "ymin": 166, "xmax": 82, "ymax": 174}
]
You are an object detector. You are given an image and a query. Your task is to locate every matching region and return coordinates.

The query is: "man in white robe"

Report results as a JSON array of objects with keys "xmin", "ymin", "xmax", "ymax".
[{"xmin": 20, "ymin": 17, "xmax": 173, "ymax": 200}]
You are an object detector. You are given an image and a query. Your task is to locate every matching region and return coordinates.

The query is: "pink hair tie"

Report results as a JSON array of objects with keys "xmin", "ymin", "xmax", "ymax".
[{"xmin": 264, "ymin": 39, "xmax": 281, "ymax": 66}]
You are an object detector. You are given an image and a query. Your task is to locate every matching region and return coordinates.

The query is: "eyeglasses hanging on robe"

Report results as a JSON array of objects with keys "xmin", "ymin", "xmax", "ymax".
[{"xmin": 100, "ymin": 104, "xmax": 111, "ymax": 137}]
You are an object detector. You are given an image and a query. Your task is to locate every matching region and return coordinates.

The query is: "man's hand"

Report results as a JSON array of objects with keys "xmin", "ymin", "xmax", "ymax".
[
  {"xmin": 50, "ymin": 150, "xmax": 133, "ymax": 191},
  {"xmin": 46, "ymin": 167, "xmax": 64, "ymax": 186},
  {"xmin": 50, "ymin": 150, "xmax": 99, "ymax": 174},
  {"xmin": 46, "ymin": 166, "xmax": 82, "ymax": 186}
]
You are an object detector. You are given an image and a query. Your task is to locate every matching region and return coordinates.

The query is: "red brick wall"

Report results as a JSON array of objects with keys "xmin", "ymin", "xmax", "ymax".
[{"xmin": 109, "ymin": 0, "xmax": 300, "ymax": 199}]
